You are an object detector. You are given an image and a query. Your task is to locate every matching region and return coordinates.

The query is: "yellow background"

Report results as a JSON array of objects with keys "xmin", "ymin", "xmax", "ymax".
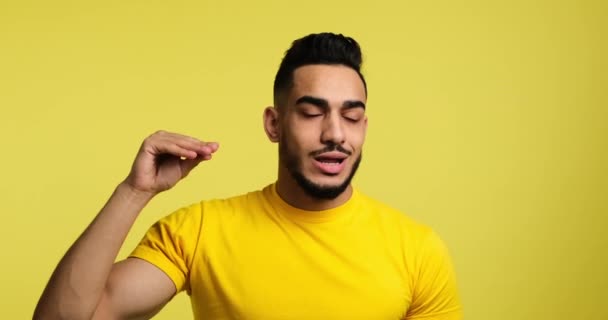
[{"xmin": 1, "ymin": 1, "xmax": 606, "ymax": 319}]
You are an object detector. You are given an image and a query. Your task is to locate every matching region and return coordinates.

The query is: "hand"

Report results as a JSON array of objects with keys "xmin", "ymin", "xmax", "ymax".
[{"xmin": 123, "ymin": 130, "xmax": 219, "ymax": 196}]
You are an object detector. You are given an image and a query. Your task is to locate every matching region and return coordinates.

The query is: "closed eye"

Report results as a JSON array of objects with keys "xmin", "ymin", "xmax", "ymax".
[
  {"xmin": 343, "ymin": 111, "xmax": 364, "ymax": 122},
  {"xmin": 344, "ymin": 116, "xmax": 360, "ymax": 122},
  {"xmin": 302, "ymin": 112, "xmax": 323, "ymax": 118}
]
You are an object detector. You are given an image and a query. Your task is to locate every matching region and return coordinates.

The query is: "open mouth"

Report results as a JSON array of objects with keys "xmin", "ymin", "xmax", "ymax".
[
  {"xmin": 312, "ymin": 152, "xmax": 348, "ymax": 174},
  {"xmin": 314, "ymin": 157, "xmax": 345, "ymax": 165}
]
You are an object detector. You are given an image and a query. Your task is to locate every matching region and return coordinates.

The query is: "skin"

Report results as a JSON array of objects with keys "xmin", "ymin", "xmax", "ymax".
[
  {"xmin": 265, "ymin": 64, "xmax": 368, "ymax": 210},
  {"xmin": 33, "ymin": 132, "xmax": 218, "ymax": 320},
  {"xmin": 33, "ymin": 64, "xmax": 367, "ymax": 319}
]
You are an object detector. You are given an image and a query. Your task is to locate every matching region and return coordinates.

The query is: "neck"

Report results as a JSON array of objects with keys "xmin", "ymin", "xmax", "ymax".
[{"xmin": 275, "ymin": 165, "xmax": 353, "ymax": 211}]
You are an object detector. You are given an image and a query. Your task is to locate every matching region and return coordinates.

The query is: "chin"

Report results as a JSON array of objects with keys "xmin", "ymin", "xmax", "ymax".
[
  {"xmin": 310, "ymin": 174, "xmax": 348, "ymax": 187},
  {"xmin": 292, "ymin": 170, "xmax": 353, "ymax": 200},
  {"xmin": 284, "ymin": 151, "xmax": 362, "ymax": 200}
]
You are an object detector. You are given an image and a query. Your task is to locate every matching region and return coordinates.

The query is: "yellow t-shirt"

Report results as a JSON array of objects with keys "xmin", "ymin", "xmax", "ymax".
[{"xmin": 130, "ymin": 184, "xmax": 462, "ymax": 319}]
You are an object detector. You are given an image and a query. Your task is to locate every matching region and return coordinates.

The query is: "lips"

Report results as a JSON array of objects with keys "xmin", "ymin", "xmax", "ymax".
[{"xmin": 313, "ymin": 152, "xmax": 348, "ymax": 175}]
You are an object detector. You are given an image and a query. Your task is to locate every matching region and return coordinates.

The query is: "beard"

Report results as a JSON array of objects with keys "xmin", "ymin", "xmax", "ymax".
[{"xmin": 279, "ymin": 141, "xmax": 362, "ymax": 200}]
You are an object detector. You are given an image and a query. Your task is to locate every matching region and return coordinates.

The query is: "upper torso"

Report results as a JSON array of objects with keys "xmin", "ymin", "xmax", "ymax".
[{"xmin": 131, "ymin": 184, "xmax": 462, "ymax": 319}]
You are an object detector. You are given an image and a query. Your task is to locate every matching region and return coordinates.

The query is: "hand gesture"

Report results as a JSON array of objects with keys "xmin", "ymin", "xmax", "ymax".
[{"xmin": 124, "ymin": 131, "xmax": 219, "ymax": 196}]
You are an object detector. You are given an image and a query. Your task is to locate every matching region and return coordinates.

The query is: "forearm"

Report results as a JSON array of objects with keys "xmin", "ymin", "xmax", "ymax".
[{"xmin": 34, "ymin": 182, "xmax": 154, "ymax": 320}]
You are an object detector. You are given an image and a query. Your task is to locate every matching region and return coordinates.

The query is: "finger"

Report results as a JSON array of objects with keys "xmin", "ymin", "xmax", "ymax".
[
  {"xmin": 163, "ymin": 132, "xmax": 219, "ymax": 153},
  {"xmin": 172, "ymin": 139, "xmax": 213, "ymax": 156},
  {"xmin": 171, "ymin": 138, "xmax": 219, "ymax": 156},
  {"xmin": 151, "ymin": 142, "xmax": 198, "ymax": 159},
  {"xmin": 152, "ymin": 130, "xmax": 204, "ymax": 147},
  {"xmin": 160, "ymin": 131, "xmax": 212, "ymax": 149},
  {"xmin": 179, "ymin": 154, "xmax": 210, "ymax": 176},
  {"xmin": 205, "ymin": 142, "xmax": 220, "ymax": 152},
  {"xmin": 149, "ymin": 131, "xmax": 219, "ymax": 156}
]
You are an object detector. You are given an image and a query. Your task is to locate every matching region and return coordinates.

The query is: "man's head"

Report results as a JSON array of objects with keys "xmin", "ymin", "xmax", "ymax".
[
  {"xmin": 273, "ymin": 33, "xmax": 367, "ymax": 107},
  {"xmin": 264, "ymin": 33, "xmax": 368, "ymax": 200}
]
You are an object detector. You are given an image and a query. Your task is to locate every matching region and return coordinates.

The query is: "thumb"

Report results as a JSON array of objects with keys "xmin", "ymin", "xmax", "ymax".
[{"xmin": 179, "ymin": 155, "xmax": 207, "ymax": 177}]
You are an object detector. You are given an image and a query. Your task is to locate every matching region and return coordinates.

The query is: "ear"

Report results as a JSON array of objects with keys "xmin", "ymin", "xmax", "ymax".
[{"xmin": 263, "ymin": 106, "xmax": 280, "ymax": 143}]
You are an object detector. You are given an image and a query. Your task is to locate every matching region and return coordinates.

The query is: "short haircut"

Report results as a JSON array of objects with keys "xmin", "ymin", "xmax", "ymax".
[{"xmin": 273, "ymin": 33, "xmax": 367, "ymax": 107}]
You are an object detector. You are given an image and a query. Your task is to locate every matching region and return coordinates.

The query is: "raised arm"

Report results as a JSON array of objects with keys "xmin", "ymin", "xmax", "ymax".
[{"xmin": 34, "ymin": 131, "xmax": 219, "ymax": 320}]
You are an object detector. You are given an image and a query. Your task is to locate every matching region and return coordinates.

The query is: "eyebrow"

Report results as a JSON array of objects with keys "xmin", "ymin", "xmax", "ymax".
[{"xmin": 295, "ymin": 95, "xmax": 366, "ymax": 110}]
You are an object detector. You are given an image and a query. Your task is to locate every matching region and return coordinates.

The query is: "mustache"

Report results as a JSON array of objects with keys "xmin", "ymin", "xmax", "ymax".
[{"xmin": 310, "ymin": 144, "xmax": 353, "ymax": 157}]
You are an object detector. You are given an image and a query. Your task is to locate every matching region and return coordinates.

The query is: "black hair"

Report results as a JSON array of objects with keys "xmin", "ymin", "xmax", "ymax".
[{"xmin": 273, "ymin": 32, "xmax": 367, "ymax": 107}]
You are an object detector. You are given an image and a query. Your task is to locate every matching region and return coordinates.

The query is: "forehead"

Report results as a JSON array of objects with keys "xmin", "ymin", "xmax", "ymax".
[{"xmin": 289, "ymin": 65, "xmax": 367, "ymax": 104}]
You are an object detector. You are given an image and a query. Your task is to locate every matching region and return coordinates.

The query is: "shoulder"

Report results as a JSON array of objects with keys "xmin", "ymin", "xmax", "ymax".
[
  {"xmin": 355, "ymin": 193, "xmax": 461, "ymax": 316},
  {"xmin": 154, "ymin": 187, "xmax": 265, "ymax": 228},
  {"xmin": 354, "ymin": 191, "xmax": 456, "ymax": 271},
  {"xmin": 166, "ymin": 186, "xmax": 270, "ymax": 229},
  {"xmin": 198, "ymin": 187, "xmax": 267, "ymax": 216},
  {"xmin": 355, "ymin": 190, "xmax": 434, "ymax": 241}
]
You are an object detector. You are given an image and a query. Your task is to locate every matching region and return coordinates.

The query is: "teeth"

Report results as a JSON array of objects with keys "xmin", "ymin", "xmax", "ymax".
[{"xmin": 321, "ymin": 161, "xmax": 339, "ymax": 165}]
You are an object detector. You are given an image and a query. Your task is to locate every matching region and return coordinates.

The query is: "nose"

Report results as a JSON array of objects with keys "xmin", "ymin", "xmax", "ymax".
[{"xmin": 320, "ymin": 113, "xmax": 345, "ymax": 145}]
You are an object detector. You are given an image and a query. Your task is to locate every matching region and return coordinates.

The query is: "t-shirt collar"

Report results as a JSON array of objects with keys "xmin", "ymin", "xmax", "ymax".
[{"xmin": 265, "ymin": 183, "xmax": 361, "ymax": 223}]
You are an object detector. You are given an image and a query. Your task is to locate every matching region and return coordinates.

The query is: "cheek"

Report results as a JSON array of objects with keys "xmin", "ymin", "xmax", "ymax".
[
  {"xmin": 281, "ymin": 128, "xmax": 309, "ymax": 156},
  {"xmin": 347, "ymin": 126, "xmax": 366, "ymax": 150},
  {"xmin": 286, "ymin": 120, "xmax": 319, "ymax": 148}
]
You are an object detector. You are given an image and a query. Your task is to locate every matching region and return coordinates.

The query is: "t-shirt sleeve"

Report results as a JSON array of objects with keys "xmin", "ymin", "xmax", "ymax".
[
  {"xmin": 405, "ymin": 230, "xmax": 463, "ymax": 320},
  {"xmin": 129, "ymin": 202, "xmax": 203, "ymax": 294}
]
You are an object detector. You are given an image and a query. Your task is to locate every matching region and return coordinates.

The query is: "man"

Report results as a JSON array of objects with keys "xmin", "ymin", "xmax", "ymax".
[{"xmin": 35, "ymin": 33, "xmax": 462, "ymax": 319}]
